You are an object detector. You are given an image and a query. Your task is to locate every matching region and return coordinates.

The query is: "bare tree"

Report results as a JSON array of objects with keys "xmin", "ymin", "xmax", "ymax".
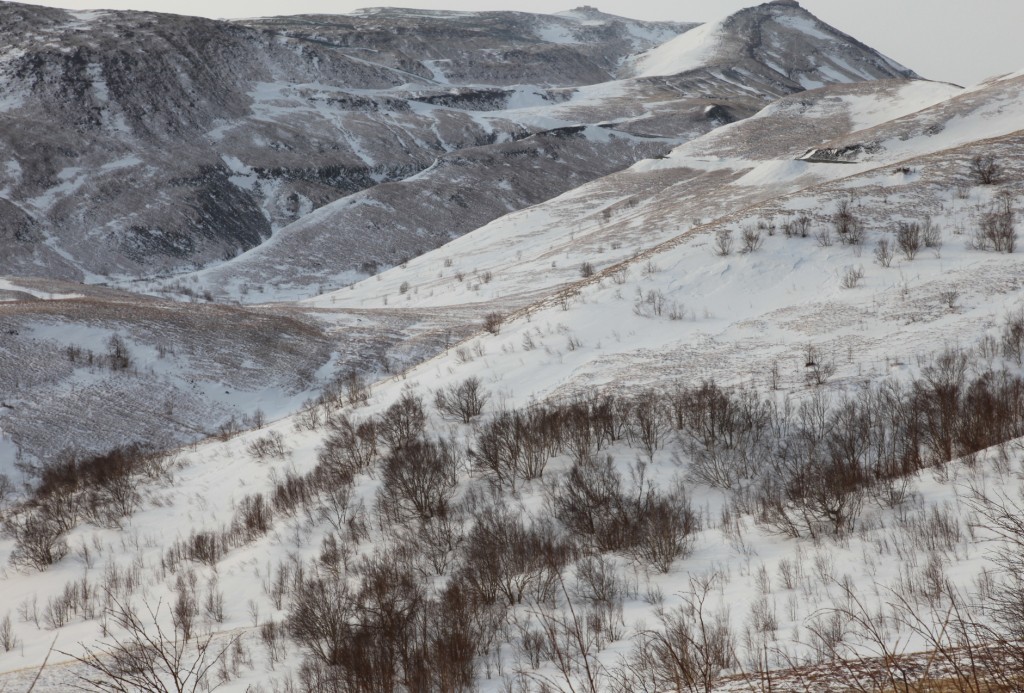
[
  {"xmin": 65, "ymin": 595, "xmax": 238, "ymax": 693},
  {"xmin": 5, "ymin": 510, "xmax": 68, "ymax": 572},
  {"xmin": 616, "ymin": 575, "xmax": 736, "ymax": 693},
  {"xmin": 377, "ymin": 392, "xmax": 427, "ymax": 451},
  {"xmin": 434, "ymin": 377, "xmax": 489, "ymax": 424},
  {"xmin": 969, "ymin": 154, "xmax": 1002, "ymax": 185},
  {"xmin": 377, "ymin": 438, "xmax": 462, "ymax": 525}
]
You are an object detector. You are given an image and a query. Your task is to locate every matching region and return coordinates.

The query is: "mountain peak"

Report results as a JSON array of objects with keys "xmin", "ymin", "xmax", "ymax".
[{"xmin": 627, "ymin": 1, "xmax": 916, "ymax": 86}]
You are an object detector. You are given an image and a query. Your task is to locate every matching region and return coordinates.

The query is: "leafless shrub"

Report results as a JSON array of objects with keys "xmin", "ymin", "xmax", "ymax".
[
  {"xmin": 172, "ymin": 574, "xmax": 198, "ymax": 641},
  {"xmin": 741, "ymin": 227, "xmax": 763, "ymax": 253},
  {"xmin": 320, "ymin": 415, "xmax": 378, "ymax": 477},
  {"xmin": 290, "ymin": 556, "xmax": 481, "ymax": 691},
  {"xmin": 377, "ymin": 392, "xmax": 427, "ymax": 451},
  {"xmin": 246, "ymin": 430, "xmax": 286, "ymax": 461},
  {"xmin": 579, "ymin": 261, "xmax": 595, "ymax": 278},
  {"xmin": 840, "ymin": 265, "xmax": 865, "ymax": 289},
  {"xmin": 805, "ymin": 353, "xmax": 837, "ymax": 387},
  {"xmin": 973, "ymin": 196, "xmax": 1017, "ymax": 252},
  {"xmin": 483, "ymin": 311, "xmax": 504, "ymax": 335},
  {"xmin": 748, "ymin": 595, "xmax": 777, "ymax": 634},
  {"xmin": 66, "ymin": 594, "xmax": 239, "ymax": 693},
  {"xmin": 921, "ymin": 215, "xmax": 942, "ymax": 250},
  {"xmin": 897, "ymin": 221, "xmax": 922, "ymax": 260},
  {"xmin": 575, "ymin": 555, "xmax": 623, "ymax": 608},
  {"xmin": 1001, "ymin": 308, "xmax": 1024, "ymax": 365},
  {"xmin": 260, "ymin": 620, "xmax": 288, "ymax": 668},
  {"xmin": 674, "ymin": 381, "xmax": 772, "ymax": 491},
  {"xmin": 550, "ymin": 456, "xmax": 698, "ymax": 569},
  {"xmin": 293, "ymin": 404, "xmax": 322, "ymax": 432},
  {"xmin": 782, "ymin": 214, "xmax": 812, "ymax": 238},
  {"xmin": 470, "ymin": 405, "xmax": 558, "ymax": 490},
  {"xmin": 966, "ymin": 485, "xmax": 1024, "ymax": 641},
  {"xmin": 233, "ymin": 493, "xmax": 273, "ymax": 542},
  {"xmin": 106, "ymin": 334, "xmax": 132, "ymax": 371},
  {"xmin": 626, "ymin": 389, "xmax": 668, "ymax": 460},
  {"xmin": 874, "ymin": 237, "xmax": 894, "ymax": 267},
  {"xmin": 434, "ymin": 376, "xmax": 489, "ymax": 424},
  {"xmin": 5, "ymin": 510, "xmax": 69, "ymax": 572},
  {"xmin": 969, "ymin": 154, "xmax": 1002, "ymax": 185},
  {"xmin": 340, "ymin": 369, "xmax": 370, "ymax": 407},
  {"xmin": 377, "ymin": 438, "xmax": 461, "ymax": 525},
  {"xmin": 617, "ymin": 575, "xmax": 736, "ymax": 692},
  {"xmin": 632, "ymin": 483, "xmax": 700, "ymax": 573},
  {"xmin": 0, "ymin": 613, "xmax": 17, "ymax": 652},
  {"xmin": 459, "ymin": 502, "xmax": 570, "ymax": 607},
  {"xmin": 520, "ymin": 580, "xmax": 610, "ymax": 693},
  {"xmin": 833, "ymin": 199, "xmax": 864, "ymax": 245},
  {"xmin": 633, "ymin": 288, "xmax": 666, "ymax": 318},
  {"xmin": 713, "ymin": 229, "xmax": 734, "ymax": 256}
]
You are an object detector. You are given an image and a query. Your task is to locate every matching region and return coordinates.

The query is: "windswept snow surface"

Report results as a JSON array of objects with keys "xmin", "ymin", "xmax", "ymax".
[{"xmin": 629, "ymin": 20, "xmax": 723, "ymax": 77}]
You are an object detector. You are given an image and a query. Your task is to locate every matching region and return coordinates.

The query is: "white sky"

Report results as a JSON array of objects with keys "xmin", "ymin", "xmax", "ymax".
[{"xmin": 13, "ymin": 0, "xmax": 1024, "ymax": 87}]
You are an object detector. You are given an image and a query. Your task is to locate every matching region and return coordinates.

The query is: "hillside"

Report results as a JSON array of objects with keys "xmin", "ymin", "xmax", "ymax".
[{"xmin": 2, "ymin": 2, "xmax": 1024, "ymax": 692}]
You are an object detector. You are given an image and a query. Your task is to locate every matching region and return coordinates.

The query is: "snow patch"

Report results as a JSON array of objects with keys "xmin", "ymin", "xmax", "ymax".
[
  {"xmin": 772, "ymin": 13, "xmax": 834, "ymax": 42},
  {"xmin": 628, "ymin": 20, "xmax": 723, "ymax": 77}
]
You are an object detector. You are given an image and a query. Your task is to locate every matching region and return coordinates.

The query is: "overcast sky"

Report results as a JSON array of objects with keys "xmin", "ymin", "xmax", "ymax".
[{"xmin": 14, "ymin": 0, "xmax": 1024, "ymax": 87}]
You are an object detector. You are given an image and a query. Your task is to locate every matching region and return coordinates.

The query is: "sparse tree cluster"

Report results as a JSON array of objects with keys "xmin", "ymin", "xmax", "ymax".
[{"xmin": 3, "ymin": 445, "xmax": 167, "ymax": 571}]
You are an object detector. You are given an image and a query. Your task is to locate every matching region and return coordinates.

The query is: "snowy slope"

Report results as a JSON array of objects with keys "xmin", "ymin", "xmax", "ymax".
[
  {"xmin": 180, "ymin": 2, "xmax": 922, "ymax": 303},
  {"xmin": 626, "ymin": 0, "xmax": 915, "ymax": 87},
  {"xmin": 4, "ymin": 60, "xmax": 1023, "ymax": 692},
  {"xmin": 2, "ymin": 6, "xmax": 1024, "ymax": 693}
]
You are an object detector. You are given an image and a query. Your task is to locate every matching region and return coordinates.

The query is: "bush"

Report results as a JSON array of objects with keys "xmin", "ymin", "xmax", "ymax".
[
  {"xmin": 482, "ymin": 312, "xmax": 504, "ymax": 335},
  {"xmin": 713, "ymin": 230, "xmax": 734, "ymax": 256},
  {"xmin": 973, "ymin": 197, "xmax": 1017, "ymax": 252},
  {"xmin": 106, "ymin": 334, "xmax": 131, "ymax": 371},
  {"xmin": 551, "ymin": 455, "xmax": 698, "ymax": 569},
  {"xmin": 833, "ymin": 199, "xmax": 864, "ymax": 245},
  {"xmin": 458, "ymin": 502, "xmax": 570, "ymax": 606},
  {"xmin": 377, "ymin": 438, "xmax": 462, "ymax": 525},
  {"xmin": 969, "ymin": 154, "xmax": 1001, "ymax": 185},
  {"xmin": 320, "ymin": 416, "xmax": 378, "ymax": 477},
  {"xmin": 5, "ymin": 510, "xmax": 69, "ymax": 572},
  {"xmin": 247, "ymin": 431, "xmax": 286, "ymax": 461},
  {"xmin": 377, "ymin": 393, "xmax": 427, "ymax": 451},
  {"xmin": 434, "ymin": 377, "xmax": 489, "ymax": 424},
  {"xmin": 470, "ymin": 405, "xmax": 559, "ymax": 490},
  {"xmin": 741, "ymin": 227, "xmax": 763, "ymax": 253},
  {"xmin": 896, "ymin": 221, "xmax": 921, "ymax": 260},
  {"xmin": 874, "ymin": 237, "xmax": 894, "ymax": 267}
]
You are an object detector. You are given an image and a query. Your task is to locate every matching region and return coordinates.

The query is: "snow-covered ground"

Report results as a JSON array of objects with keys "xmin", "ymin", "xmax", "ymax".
[{"xmin": 2, "ymin": 4, "xmax": 1024, "ymax": 691}]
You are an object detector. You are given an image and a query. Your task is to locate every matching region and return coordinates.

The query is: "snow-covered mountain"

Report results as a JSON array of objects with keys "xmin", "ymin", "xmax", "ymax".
[
  {"xmin": 2, "ymin": 0, "xmax": 913, "ymax": 290},
  {"xmin": 170, "ymin": 0, "xmax": 923, "ymax": 300},
  {"xmin": 0, "ymin": 1, "xmax": 692, "ymax": 281},
  {"xmin": 2, "ymin": 2, "xmax": 1024, "ymax": 692}
]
